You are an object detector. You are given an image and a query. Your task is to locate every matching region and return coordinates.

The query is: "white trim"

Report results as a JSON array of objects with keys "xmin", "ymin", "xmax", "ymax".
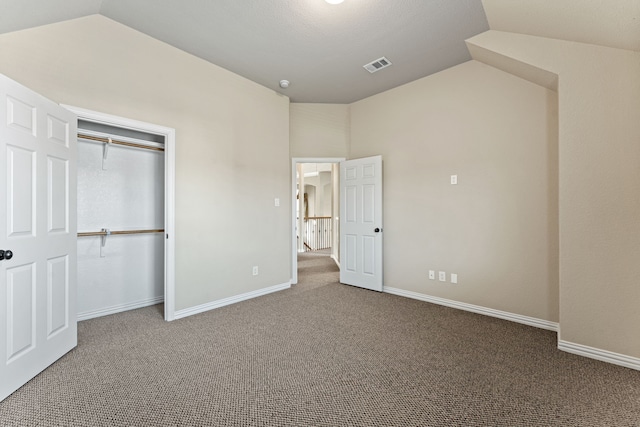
[
  {"xmin": 331, "ymin": 254, "xmax": 340, "ymax": 268},
  {"xmin": 558, "ymin": 340, "xmax": 640, "ymax": 371},
  {"xmin": 78, "ymin": 296, "xmax": 164, "ymax": 321},
  {"xmin": 62, "ymin": 105, "xmax": 177, "ymax": 322},
  {"xmin": 173, "ymin": 281, "xmax": 291, "ymax": 320},
  {"xmin": 291, "ymin": 157, "xmax": 345, "ymax": 284},
  {"xmin": 383, "ymin": 287, "xmax": 559, "ymax": 332}
]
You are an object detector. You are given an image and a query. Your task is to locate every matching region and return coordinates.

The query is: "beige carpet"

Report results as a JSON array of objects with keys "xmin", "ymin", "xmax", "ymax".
[{"xmin": 1, "ymin": 253, "xmax": 639, "ymax": 426}]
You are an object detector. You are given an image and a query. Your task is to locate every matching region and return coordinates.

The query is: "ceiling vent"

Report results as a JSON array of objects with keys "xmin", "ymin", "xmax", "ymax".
[{"xmin": 363, "ymin": 57, "xmax": 392, "ymax": 73}]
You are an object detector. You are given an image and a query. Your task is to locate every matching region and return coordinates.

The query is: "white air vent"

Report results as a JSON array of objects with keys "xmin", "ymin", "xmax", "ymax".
[{"xmin": 363, "ymin": 57, "xmax": 392, "ymax": 73}]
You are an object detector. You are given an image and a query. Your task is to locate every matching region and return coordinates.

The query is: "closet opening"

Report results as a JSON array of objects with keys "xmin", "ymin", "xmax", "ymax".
[{"xmin": 65, "ymin": 106, "xmax": 176, "ymax": 322}]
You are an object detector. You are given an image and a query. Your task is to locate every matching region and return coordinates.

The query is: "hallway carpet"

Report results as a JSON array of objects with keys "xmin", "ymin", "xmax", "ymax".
[{"xmin": 1, "ymin": 253, "xmax": 639, "ymax": 426}]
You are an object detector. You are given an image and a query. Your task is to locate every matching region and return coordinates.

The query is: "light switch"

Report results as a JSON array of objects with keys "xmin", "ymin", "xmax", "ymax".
[
  {"xmin": 450, "ymin": 175, "xmax": 458, "ymax": 185},
  {"xmin": 274, "ymin": 198, "xmax": 280, "ymax": 207},
  {"xmin": 451, "ymin": 273, "xmax": 458, "ymax": 284}
]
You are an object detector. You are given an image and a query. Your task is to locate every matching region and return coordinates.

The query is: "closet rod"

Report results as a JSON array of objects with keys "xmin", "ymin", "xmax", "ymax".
[
  {"xmin": 77, "ymin": 133, "xmax": 165, "ymax": 152},
  {"xmin": 77, "ymin": 229, "xmax": 165, "ymax": 237}
]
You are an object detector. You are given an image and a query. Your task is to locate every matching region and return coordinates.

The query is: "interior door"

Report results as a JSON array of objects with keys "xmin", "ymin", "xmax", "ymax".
[
  {"xmin": 0, "ymin": 73, "xmax": 77, "ymax": 401},
  {"xmin": 339, "ymin": 155, "xmax": 383, "ymax": 291}
]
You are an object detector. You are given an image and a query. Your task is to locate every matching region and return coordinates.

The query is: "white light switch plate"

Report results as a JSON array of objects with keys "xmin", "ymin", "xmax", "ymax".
[{"xmin": 450, "ymin": 175, "xmax": 458, "ymax": 185}]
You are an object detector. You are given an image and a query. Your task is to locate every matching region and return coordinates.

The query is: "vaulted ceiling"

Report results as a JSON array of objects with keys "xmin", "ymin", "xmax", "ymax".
[
  {"xmin": 0, "ymin": 1, "xmax": 638, "ymax": 103},
  {"xmin": 0, "ymin": 0, "xmax": 489, "ymax": 103}
]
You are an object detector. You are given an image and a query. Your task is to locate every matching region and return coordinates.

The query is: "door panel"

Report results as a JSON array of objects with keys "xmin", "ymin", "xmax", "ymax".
[
  {"xmin": 47, "ymin": 114, "xmax": 70, "ymax": 147},
  {"xmin": 339, "ymin": 156, "xmax": 383, "ymax": 291},
  {"xmin": 7, "ymin": 145, "xmax": 36, "ymax": 236},
  {"xmin": 6, "ymin": 96, "xmax": 36, "ymax": 135},
  {"xmin": 1, "ymin": 73, "xmax": 77, "ymax": 402},
  {"xmin": 47, "ymin": 255, "xmax": 69, "ymax": 337},
  {"xmin": 47, "ymin": 156, "xmax": 68, "ymax": 233},
  {"xmin": 6, "ymin": 263, "xmax": 36, "ymax": 361}
]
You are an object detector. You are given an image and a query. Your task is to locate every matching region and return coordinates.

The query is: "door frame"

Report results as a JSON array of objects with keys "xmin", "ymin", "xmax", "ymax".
[
  {"xmin": 62, "ymin": 105, "xmax": 177, "ymax": 321},
  {"xmin": 291, "ymin": 157, "xmax": 344, "ymax": 284}
]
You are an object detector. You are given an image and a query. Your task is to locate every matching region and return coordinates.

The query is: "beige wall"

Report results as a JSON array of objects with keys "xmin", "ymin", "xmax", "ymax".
[
  {"xmin": 467, "ymin": 30, "xmax": 640, "ymax": 357},
  {"xmin": 0, "ymin": 15, "xmax": 291, "ymax": 311},
  {"xmin": 290, "ymin": 103, "xmax": 350, "ymax": 158},
  {"xmin": 481, "ymin": 0, "xmax": 640, "ymax": 52},
  {"xmin": 350, "ymin": 60, "xmax": 559, "ymax": 322}
]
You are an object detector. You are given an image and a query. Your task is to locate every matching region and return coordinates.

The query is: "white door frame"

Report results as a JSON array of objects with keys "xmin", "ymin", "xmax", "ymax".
[
  {"xmin": 291, "ymin": 157, "xmax": 344, "ymax": 284},
  {"xmin": 62, "ymin": 105, "xmax": 177, "ymax": 321}
]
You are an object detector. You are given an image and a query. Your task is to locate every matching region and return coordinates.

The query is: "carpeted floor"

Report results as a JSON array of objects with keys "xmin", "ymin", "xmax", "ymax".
[{"xmin": 1, "ymin": 253, "xmax": 639, "ymax": 426}]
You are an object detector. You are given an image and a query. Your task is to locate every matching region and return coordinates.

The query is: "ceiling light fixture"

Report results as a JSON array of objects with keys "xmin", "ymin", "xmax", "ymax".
[
  {"xmin": 325, "ymin": 0, "xmax": 344, "ymax": 4},
  {"xmin": 279, "ymin": 80, "xmax": 290, "ymax": 89}
]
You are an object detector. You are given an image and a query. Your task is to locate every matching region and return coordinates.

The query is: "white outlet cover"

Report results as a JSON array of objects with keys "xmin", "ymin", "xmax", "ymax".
[
  {"xmin": 451, "ymin": 273, "xmax": 458, "ymax": 284},
  {"xmin": 274, "ymin": 198, "xmax": 280, "ymax": 207},
  {"xmin": 438, "ymin": 271, "xmax": 446, "ymax": 282},
  {"xmin": 450, "ymin": 175, "xmax": 458, "ymax": 185},
  {"xmin": 429, "ymin": 270, "xmax": 435, "ymax": 280}
]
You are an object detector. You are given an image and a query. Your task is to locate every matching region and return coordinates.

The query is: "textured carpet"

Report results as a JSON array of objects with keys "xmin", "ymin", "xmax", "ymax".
[{"xmin": 1, "ymin": 253, "xmax": 639, "ymax": 426}]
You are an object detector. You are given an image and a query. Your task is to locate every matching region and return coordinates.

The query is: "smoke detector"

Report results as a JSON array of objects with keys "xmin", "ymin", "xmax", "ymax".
[{"xmin": 363, "ymin": 57, "xmax": 392, "ymax": 73}]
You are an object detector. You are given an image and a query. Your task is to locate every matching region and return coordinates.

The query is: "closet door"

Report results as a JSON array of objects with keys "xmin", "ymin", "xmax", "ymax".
[{"xmin": 0, "ymin": 73, "xmax": 77, "ymax": 401}]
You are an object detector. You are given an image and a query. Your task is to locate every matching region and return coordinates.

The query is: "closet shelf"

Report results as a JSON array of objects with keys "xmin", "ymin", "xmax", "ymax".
[
  {"xmin": 78, "ymin": 229, "xmax": 165, "ymax": 237},
  {"xmin": 77, "ymin": 133, "xmax": 165, "ymax": 152}
]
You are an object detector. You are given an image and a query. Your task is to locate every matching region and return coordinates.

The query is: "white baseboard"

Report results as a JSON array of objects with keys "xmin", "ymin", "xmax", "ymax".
[
  {"xmin": 78, "ymin": 295, "xmax": 164, "ymax": 321},
  {"xmin": 383, "ymin": 287, "xmax": 559, "ymax": 332},
  {"xmin": 173, "ymin": 281, "xmax": 291, "ymax": 320},
  {"xmin": 330, "ymin": 254, "xmax": 340, "ymax": 268},
  {"xmin": 558, "ymin": 340, "xmax": 640, "ymax": 371}
]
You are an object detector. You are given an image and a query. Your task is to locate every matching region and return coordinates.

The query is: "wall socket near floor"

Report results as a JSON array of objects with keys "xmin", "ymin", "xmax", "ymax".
[
  {"xmin": 429, "ymin": 270, "xmax": 435, "ymax": 280},
  {"xmin": 450, "ymin": 273, "xmax": 458, "ymax": 284},
  {"xmin": 438, "ymin": 271, "xmax": 446, "ymax": 282},
  {"xmin": 252, "ymin": 266, "xmax": 259, "ymax": 276}
]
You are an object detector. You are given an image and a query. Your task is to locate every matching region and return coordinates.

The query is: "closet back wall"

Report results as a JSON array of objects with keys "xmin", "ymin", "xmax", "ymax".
[{"xmin": 77, "ymin": 138, "xmax": 165, "ymax": 319}]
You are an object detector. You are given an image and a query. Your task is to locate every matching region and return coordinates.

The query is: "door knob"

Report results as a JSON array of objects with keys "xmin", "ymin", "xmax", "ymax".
[
  {"xmin": 5, "ymin": 250, "xmax": 12, "ymax": 260},
  {"xmin": 374, "ymin": 228, "xmax": 381, "ymax": 233}
]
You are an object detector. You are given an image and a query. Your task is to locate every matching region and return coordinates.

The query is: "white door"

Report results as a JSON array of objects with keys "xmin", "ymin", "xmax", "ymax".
[
  {"xmin": 339, "ymin": 155, "xmax": 383, "ymax": 291},
  {"xmin": 0, "ymin": 74, "xmax": 77, "ymax": 401}
]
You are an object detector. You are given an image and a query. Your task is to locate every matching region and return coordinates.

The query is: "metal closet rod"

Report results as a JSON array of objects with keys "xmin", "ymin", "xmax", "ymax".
[
  {"xmin": 77, "ymin": 229, "xmax": 165, "ymax": 237},
  {"xmin": 77, "ymin": 133, "xmax": 165, "ymax": 152}
]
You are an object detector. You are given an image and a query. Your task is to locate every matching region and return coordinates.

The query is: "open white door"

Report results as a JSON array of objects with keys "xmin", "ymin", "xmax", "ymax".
[
  {"xmin": 339, "ymin": 155, "xmax": 383, "ymax": 291},
  {"xmin": 0, "ymin": 74, "xmax": 77, "ymax": 401}
]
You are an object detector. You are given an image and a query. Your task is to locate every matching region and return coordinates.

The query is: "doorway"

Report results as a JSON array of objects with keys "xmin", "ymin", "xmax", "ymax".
[
  {"xmin": 291, "ymin": 158, "xmax": 344, "ymax": 284},
  {"xmin": 63, "ymin": 105, "xmax": 176, "ymax": 321}
]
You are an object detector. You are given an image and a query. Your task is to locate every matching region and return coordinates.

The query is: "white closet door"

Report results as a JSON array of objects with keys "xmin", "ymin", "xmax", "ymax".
[{"xmin": 0, "ymin": 73, "xmax": 77, "ymax": 402}]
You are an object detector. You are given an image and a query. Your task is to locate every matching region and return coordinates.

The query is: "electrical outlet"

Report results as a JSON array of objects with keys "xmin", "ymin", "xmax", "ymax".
[
  {"xmin": 438, "ymin": 271, "xmax": 446, "ymax": 282},
  {"xmin": 252, "ymin": 266, "xmax": 259, "ymax": 276},
  {"xmin": 450, "ymin": 175, "xmax": 458, "ymax": 185},
  {"xmin": 429, "ymin": 270, "xmax": 435, "ymax": 280},
  {"xmin": 450, "ymin": 273, "xmax": 458, "ymax": 284},
  {"xmin": 274, "ymin": 198, "xmax": 280, "ymax": 207}
]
